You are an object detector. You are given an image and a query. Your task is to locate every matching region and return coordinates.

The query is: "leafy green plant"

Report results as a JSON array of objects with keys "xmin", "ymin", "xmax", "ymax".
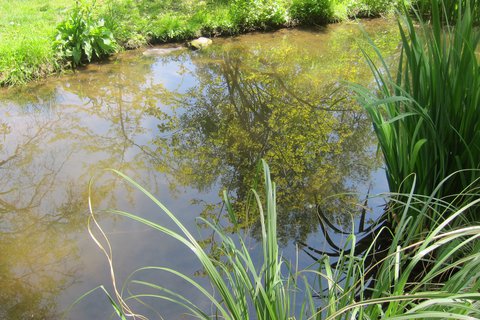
[
  {"xmin": 353, "ymin": 0, "xmax": 480, "ymax": 211},
  {"xmin": 229, "ymin": 0, "xmax": 289, "ymax": 30},
  {"xmin": 53, "ymin": 0, "xmax": 118, "ymax": 67},
  {"xmin": 83, "ymin": 161, "xmax": 480, "ymax": 319},
  {"xmin": 290, "ymin": 0, "xmax": 334, "ymax": 24},
  {"xmin": 87, "ymin": 160, "xmax": 318, "ymax": 319}
]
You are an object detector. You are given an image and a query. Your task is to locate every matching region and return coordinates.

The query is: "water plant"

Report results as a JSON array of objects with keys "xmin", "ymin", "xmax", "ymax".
[
  {"xmin": 88, "ymin": 160, "xmax": 319, "ymax": 319},
  {"xmin": 85, "ymin": 162, "xmax": 480, "ymax": 319},
  {"xmin": 312, "ymin": 171, "xmax": 480, "ymax": 319},
  {"xmin": 353, "ymin": 0, "xmax": 480, "ymax": 209},
  {"xmin": 53, "ymin": 0, "xmax": 118, "ymax": 67},
  {"xmin": 414, "ymin": 0, "xmax": 480, "ymax": 22}
]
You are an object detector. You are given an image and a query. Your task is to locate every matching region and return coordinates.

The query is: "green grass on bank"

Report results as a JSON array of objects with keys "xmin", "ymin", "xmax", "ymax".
[
  {"xmin": 3, "ymin": 0, "xmax": 477, "ymax": 86},
  {"xmin": 0, "ymin": 0, "xmax": 406, "ymax": 86},
  {"xmin": 0, "ymin": 0, "xmax": 71, "ymax": 85}
]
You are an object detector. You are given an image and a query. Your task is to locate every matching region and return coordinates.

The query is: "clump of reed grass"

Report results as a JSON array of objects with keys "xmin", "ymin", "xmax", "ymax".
[
  {"xmin": 84, "ymin": 162, "xmax": 480, "ymax": 319},
  {"xmin": 353, "ymin": 0, "xmax": 480, "ymax": 210},
  {"xmin": 86, "ymin": 160, "xmax": 319, "ymax": 319},
  {"xmin": 414, "ymin": 0, "xmax": 480, "ymax": 23},
  {"xmin": 314, "ymin": 172, "xmax": 480, "ymax": 319}
]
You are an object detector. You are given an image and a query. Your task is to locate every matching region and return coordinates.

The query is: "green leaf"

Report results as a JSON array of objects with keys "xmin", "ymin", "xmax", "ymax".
[
  {"xmin": 72, "ymin": 46, "xmax": 81, "ymax": 65},
  {"xmin": 410, "ymin": 138, "xmax": 427, "ymax": 171},
  {"xmin": 83, "ymin": 41, "xmax": 92, "ymax": 61}
]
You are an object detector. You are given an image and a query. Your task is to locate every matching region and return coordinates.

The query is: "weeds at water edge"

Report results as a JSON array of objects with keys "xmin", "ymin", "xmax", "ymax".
[{"xmin": 82, "ymin": 162, "xmax": 480, "ymax": 319}]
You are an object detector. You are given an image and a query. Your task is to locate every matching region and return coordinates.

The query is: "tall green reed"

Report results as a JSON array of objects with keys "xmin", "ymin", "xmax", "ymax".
[
  {"xmin": 353, "ymin": 0, "xmax": 480, "ymax": 214},
  {"xmin": 87, "ymin": 160, "xmax": 318, "ymax": 319},
  {"xmin": 414, "ymin": 0, "xmax": 480, "ymax": 22},
  {"xmin": 85, "ymin": 163, "xmax": 480, "ymax": 319},
  {"xmin": 303, "ymin": 171, "xmax": 480, "ymax": 319}
]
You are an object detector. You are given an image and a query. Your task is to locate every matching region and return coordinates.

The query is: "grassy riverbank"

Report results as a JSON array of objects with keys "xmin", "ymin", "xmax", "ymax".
[
  {"xmin": 0, "ymin": 0, "xmax": 406, "ymax": 86},
  {"xmin": 0, "ymin": 0, "xmax": 70, "ymax": 85}
]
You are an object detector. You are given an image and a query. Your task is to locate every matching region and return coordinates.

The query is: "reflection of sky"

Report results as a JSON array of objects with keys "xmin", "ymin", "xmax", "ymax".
[
  {"xmin": 0, "ymin": 19, "xmax": 397, "ymax": 319},
  {"xmin": 150, "ymin": 57, "xmax": 197, "ymax": 93}
]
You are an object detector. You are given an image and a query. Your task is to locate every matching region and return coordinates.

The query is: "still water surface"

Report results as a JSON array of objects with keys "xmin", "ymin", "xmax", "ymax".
[{"xmin": 0, "ymin": 19, "xmax": 398, "ymax": 319}]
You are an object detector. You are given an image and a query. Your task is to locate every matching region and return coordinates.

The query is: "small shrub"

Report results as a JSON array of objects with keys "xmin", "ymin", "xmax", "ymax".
[
  {"xmin": 342, "ymin": 0, "xmax": 402, "ymax": 18},
  {"xmin": 229, "ymin": 0, "xmax": 289, "ymax": 30},
  {"xmin": 101, "ymin": 0, "xmax": 148, "ymax": 48},
  {"xmin": 53, "ymin": 0, "xmax": 118, "ymax": 67},
  {"xmin": 290, "ymin": 0, "xmax": 334, "ymax": 24}
]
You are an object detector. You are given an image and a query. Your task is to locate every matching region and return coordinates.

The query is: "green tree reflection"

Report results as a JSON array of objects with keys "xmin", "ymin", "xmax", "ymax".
[
  {"xmin": 0, "ymin": 54, "xmax": 188, "ymax": 318},
  {"xmin": 0, "ymin": 20, "xmax": 400, "ymax": 317},
  {"xmin": 0, "ymin": 72, "xmax": 164, "ymax": 317},
  {"xmin": 148, "ymin": 23, "xmax": 399, "ymax": 244}
]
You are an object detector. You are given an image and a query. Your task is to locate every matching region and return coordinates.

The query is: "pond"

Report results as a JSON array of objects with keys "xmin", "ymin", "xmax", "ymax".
[{"xmin": 0, "ymin": 19, "xmax": 399, "ymax": 319}]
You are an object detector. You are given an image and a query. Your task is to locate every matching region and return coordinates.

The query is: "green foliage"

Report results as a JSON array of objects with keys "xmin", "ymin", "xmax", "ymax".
[
  {"xmin": 354, "ymin": 0, "xmax": 480, "ymax": 215},
  {"xmin": 88, "ymin": 161, "xmax": 320, "ymax": 319},
  {"xmin": 86, "ymin": 163, "xmax": 480, "ymax": 319},
  {"xmin": 317, "ymin": 173, "xmax": 480, "ymax": 319},
  {"xmin": 101, "ymin": 0, "xmax": 147, "ymax": 48},
  {"xmin": 414, "ymin": 0, "xmax": 480, "ymax": 22},
  {"xmin": 229, "ymin": 0, "xmax": 289, "ymax": 30},
  {"xmin": 200, "ymin": 5, "xmax": 237, "ymax": 36},
  {"xmin": 330, "ymin": 0, "xmax": 407, "ymax": 19},
  {"xmin": 147, "ymin": 13, "xmax": 199, "ymax": 41},
  {"xmin": 53, "ymin": 0, "xmax": 118, "ymax": 67},
  {"xmin": 290, "ymin": 0, "xmax": 334, "ymax": 24}
]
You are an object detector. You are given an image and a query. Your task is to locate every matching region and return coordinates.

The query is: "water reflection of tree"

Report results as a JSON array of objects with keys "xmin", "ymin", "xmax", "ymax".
[
  {"xmin": 0, "ymin": 116, "xmax": 84, "ymax": 319},
  {"xmin": 0, "ymin": 23, "xmax": 400, "ymax": 316},
  {"xmin": 0, "ymin": 57, "xmax": 167, "ymax": 318},
  {"xmin": 58, "ymin": 57, "xmax": 178, "ymax": 196},
  {"xmin": 150, "ymin": 41, "xmax": 382, "ymax": 244}
]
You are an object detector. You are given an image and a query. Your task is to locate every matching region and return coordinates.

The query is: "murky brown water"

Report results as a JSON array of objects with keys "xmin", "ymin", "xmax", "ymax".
[{"xmin": 0, "ymin": 19, "xmax": 398, "ymax": 319}]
